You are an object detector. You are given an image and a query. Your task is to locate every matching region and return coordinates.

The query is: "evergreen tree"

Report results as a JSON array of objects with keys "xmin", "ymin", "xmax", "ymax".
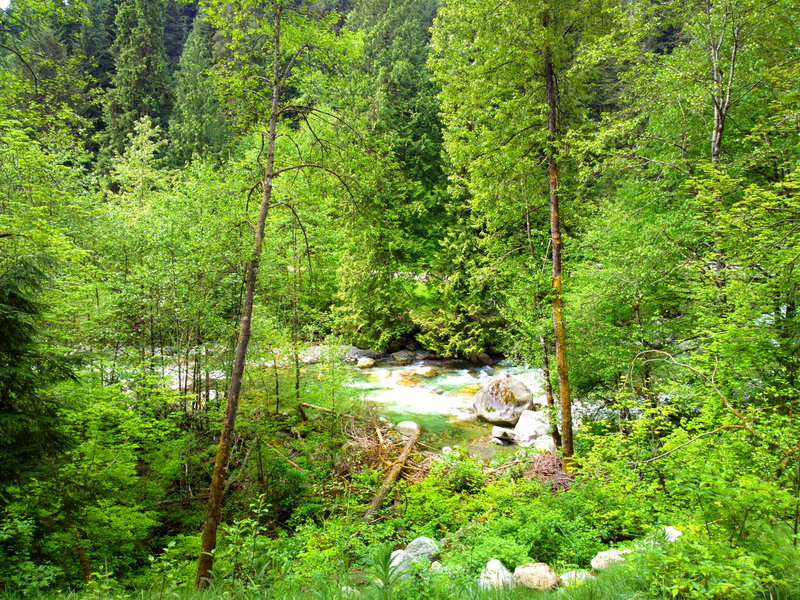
[
  {"xmin": 102, "ymin": 0, "xmax": 171, "ymax": 159},
  {"xmin": 333, "ymin": 0, "xmax": 450, "ymax": 350},
  {"xmin": 0, "ymin": 259, "xmax": 74, "ymax": 490},
  {"xmin": 163, "ymin": 0, "xmax": 199, "ymax": 71},
  {"xmin": 80, "ymin": 0, "xmax": 121, "ymax": 92},
  {"xmin": 167, "ymin": 12, "xmax": 228, "ymax": 164}
]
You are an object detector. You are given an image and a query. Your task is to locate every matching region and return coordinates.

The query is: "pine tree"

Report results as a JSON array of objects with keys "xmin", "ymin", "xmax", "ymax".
[
  {"xmin": 102, "ymin": 0, "xmax": 171, "ymax": 159},
  {"xmin": 80, "ymin": 0, "xmax": 121, "ymax": 92},
  {"xmin": 0, "ymin": 259, "xmax": 74, "ymax": 490},
  {"xmin": 168, "ymin": 12, "xmax": 228, "ymax": 164}
]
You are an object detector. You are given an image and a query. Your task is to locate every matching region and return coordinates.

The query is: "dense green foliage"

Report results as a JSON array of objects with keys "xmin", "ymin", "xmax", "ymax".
[{"xmin": 1, "ymin": 0, "xmax": 800, "ymax": 598}]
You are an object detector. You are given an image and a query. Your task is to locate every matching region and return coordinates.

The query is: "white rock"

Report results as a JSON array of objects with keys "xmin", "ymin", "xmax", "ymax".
[
  {"xmin": 413, "ymin": 366, "xmax": 438, "ymax": 378},
  {"xmin": 441, "ymin": 446, "xmax": 453, "ymax": 455},
  {"xmin": 520, "ymin": 435, "xmax": 557, "ymax": 453},
  {"xmin": 491, "ymin": 426, "xmax": 515, "ymax": 444},
  {"xmin": 663, "ymin": 526, "xmax": 682, "ymax": 543},
  {"xmin": 390, "ymin": 550, "xmax": 409, "ymax": 574},
  {"xmin": 590, "ymin": 549, "xmax": 632, "ymax": 570},
  {"xmin": 479, "ymin": 558, "xmax": 513, "ymax": 589},
  {"xmin": 341, "ymin": 585, "xmax": 361, "ymax": 597},
  {"xmin": 560, "ymin": 570, "xmax": 593, "ymax": 586},
  {"xmin": 357, "ymin": 357, "xmax": 376, "ymax": 368},
  {"xmin": 514, "ymin": 410, "xmax": 549, "ymax": 440},
  {"xmin": 513, "ymin": 411, "xmax": 557, "ymax": 452},
  {"xmin": 396, "ymin": 421, "xmax": 421, "ymax": 437},
  {"xmin": 513, "ymin": 563, "xmax": 560, "ymax": 590},
  {"xmin": 390, "ymin": 537, "xmax": 439, "ymax": 576},
  {"xmin": 405, "ymin": 536, "xmax": 439, "ymax": 562}
]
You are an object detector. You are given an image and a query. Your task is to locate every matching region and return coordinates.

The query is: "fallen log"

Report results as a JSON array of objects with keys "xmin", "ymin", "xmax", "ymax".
[
  {"xmin": 300, "ymin": 402, "xmax": 334, "ymax": 413},
  {"xmin": 363, "ymin": 422, "xmax": 422, "ymax": 523}
]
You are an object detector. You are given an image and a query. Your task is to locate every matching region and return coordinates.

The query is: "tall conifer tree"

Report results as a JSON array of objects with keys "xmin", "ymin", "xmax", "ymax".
[
  {"xmin": 168, "ymin": 13, "xmax": 228, "ymax": 164},
  {"xmin": 102, "ymin": 0, "xmax": 171, "ymax": 158}
]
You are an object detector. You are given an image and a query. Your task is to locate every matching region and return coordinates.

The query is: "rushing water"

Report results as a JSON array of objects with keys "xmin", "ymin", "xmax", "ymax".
[{"xmin": 345, "ymin": 360, "xmax": 544, "ymax": 451}]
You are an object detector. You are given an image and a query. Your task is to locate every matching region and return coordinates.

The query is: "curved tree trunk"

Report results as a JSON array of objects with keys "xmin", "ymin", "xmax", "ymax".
[{"xmin": 195, "ymin": 6, "xmax": 284, "ymax": 589}]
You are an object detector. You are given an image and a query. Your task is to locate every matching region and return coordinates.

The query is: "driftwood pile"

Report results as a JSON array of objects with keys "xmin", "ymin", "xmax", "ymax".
[
  {"xmin": 337, "ymin": 417, "xmax": 434, "ymax": 482},
  {"xmin": 332, "ymin": 410, "xmax": 573, "ymax": 522}
]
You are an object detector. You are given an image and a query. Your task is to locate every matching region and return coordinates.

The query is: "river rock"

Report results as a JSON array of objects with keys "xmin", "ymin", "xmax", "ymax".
[
  {"xmin": 560, "ymin": 570, "xmax": 593, "ymax": 586},
  {"xmin": 396, "ymin": 374, "xmax": 420, "ymax": 386},
  {"xmin": 411, "ymin": 366, "xmax": 438, "ymax": 378},
  {"xmin": 513, "ymin": 563, "xmax": 559, "ymax": 590},
  {"xmin": 390, "ymin": 350, "xmax": 416, "ymax": 366},
  {"xmin": 479, "ymin": 558, "xmax": 513, "ymax": 589},
  {"xmin": 468, "ymin": 352, "xmax": 494, "ymax": 366},
  {"xmin": 299, "ymin": 345, "xmax": 326, "ymax": 364},
  {"xmin": 344, "ymin": 347, "xmax": 383, "ymax": 364},
  {"xmin": 396, "ymin": 421, "xmax": 421, "ymax": 437},
  {"xmin": 590, "ymin": 549, "xmax": 633, "ymax": 570},
  {"xmin": 514, "ymin": 410, "xmax": 556, "ymax": 452},
  {"xmin": 491, "ymin": 426, "xmax": 515, "ymax": 445},
  {"xmin": 472, "ymin": 372, "xmax": 535, "ymax": 426},
  {"xmin": 357, "ymin": 357, "xmax": 376, "ymax": 368}
]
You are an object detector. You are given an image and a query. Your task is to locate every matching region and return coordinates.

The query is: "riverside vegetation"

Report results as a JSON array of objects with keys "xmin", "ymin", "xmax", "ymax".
[{"xmin": 2, "ymin": 0, "xmax": 800, "ymax": 598}]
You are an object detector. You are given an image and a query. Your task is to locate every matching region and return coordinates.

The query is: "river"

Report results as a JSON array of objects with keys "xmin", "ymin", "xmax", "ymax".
[{"xmin": 345, "ymin": 360, "xmax": 544, "ymax": 452}]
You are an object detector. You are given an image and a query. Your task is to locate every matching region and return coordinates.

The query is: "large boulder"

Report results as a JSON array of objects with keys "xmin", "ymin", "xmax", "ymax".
[
  {"xmin": 513, "ymin": 563, "xmax": 559, "ymax": 590},
  {"xmin": 479, "ymin": 558, "xmax": 513, "ymax": 589},
  {"xmin": 472, "ymin": 372, "xmax": 535, "ymax": 426},
  {"xmin": 357, "ymin": 357, "xmax": 376, "ymax": 369},
  {"xmin": 514, "ymin": 410, "xmax": 556, "ymax": 452}
]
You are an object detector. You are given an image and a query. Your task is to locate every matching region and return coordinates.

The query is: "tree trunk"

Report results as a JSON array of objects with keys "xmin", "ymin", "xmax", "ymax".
[
  {"xmin": 195, "ymin": 8, "xmax": 283, "ymax": 589},
  {"xmin": 72, "ymin": 528, "xmax": 92, "ymax": 582},
  {"xmin": 543, "ymin": 12, "xmax": 574, "ymax": 462},
  {"xmin": 539, "ymin": 333, "xmax": 562, "ymax": 450}
]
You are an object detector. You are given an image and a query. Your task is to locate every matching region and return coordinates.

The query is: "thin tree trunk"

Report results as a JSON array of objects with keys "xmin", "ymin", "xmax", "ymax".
[
  {"xmin": 291, "ymin": 226, "xmax": 306, "ymax": 421},
  {"xmin": 539, "ymin": 333, "xmax": 562, "ymax": 450},
  {"xmin": 195, "ymin": 8, "xmax": 283, "ymax": 589},
  {"xmin": 543, "ymin": 13, "xmax": 574, "ymax": 462}
]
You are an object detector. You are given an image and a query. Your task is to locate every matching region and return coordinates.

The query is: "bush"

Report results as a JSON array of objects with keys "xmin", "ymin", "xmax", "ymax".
[{"xmin": 0, "ymin": 517, "xmax": 61, "ymax": 595}]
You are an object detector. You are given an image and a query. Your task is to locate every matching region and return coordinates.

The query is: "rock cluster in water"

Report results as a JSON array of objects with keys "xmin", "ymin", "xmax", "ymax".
[{"xmin": 470, "ymin": 372, "xmax": 556, "ymax": 452}]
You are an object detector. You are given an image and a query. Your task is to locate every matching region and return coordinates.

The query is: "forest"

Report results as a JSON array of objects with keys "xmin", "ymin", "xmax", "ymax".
[{"xmin": 1, "ymin": 0, "xmax": 800, "ymax": 598}]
